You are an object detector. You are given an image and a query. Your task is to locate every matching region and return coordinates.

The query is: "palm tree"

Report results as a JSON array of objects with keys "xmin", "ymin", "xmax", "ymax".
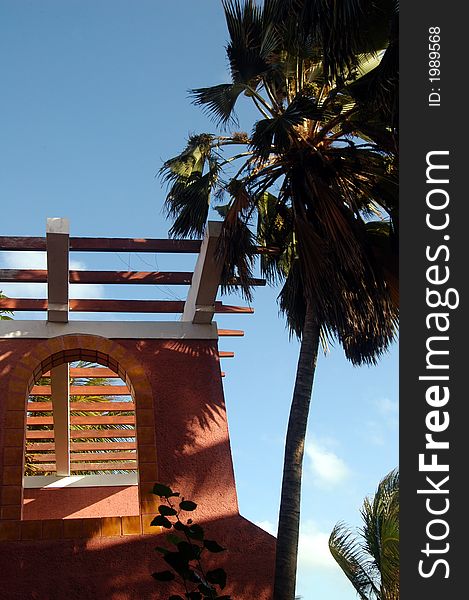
[
  {"xmin": 329, "ymin": 469, "xmax": 399, "ymax": 600},
  {"xmin": 0, "ymin": 290, "xmax": 13, "ymax": 320},
  {"xmin": 160, "ymin": 2, "xmax": 398, "ymax": 598}
]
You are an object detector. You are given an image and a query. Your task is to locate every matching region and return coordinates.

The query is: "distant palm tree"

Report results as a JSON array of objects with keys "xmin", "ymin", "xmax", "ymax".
[
  {"xmin": 160, "ymin": 2, "xmax": 398, "ymax": 597},
  {"xmin": 329, "ymin": 469, "xmax": 399, "ymax": 600},
  {"xmin": 0, "ymin": 290, "xmax": 13, "ymax": 320}
]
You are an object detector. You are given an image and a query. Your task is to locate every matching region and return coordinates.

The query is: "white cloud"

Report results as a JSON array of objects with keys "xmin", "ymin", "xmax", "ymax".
[
  {"xmin": 256, "ymin": 518, "xmax": 336, "ymax": 571},
  {"xmin": 298, "ymin": 520, "xmax": 337, "ymax": 570},
  {"xmin": 305, "ymin": 441, "xmax": 350, "ymax": 487},
  {"xmin": 0, "ymin": 251, "xmax": 104, "ymax": 302},
  {"xmin": 364, "ymin": 397, "xmax": 399, "ymax": 445},
  {"xmin": 255, "ymin": 519, "xmax": 276, "ymax": 536},
  {"xmin": 376, "ymin": 397, "xmax": 398, "ymax": 425}
]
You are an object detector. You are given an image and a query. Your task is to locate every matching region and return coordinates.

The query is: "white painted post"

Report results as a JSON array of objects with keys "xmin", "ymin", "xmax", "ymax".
[
  {"xmin": 46, "ymin": 217, "xmax": 70, "ymax": 323},
  {"xmin": 182, "ymin": 221, "xmax": 223, "ymax": 324},
  {"xmin": 51, "ymin": 363, "xmax": 70, "ymax": 477}
]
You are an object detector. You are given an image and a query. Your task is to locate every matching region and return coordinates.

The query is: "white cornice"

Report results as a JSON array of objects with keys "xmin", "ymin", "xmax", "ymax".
[{"xmin": 0, "ymin": 320, "xmax": 218, "ymax": 339}]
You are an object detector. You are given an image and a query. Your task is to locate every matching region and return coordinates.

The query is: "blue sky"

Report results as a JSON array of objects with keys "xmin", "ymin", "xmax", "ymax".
[{"xmin": 0, "ymin": 2, "xmax": 398, "ymax": 598}]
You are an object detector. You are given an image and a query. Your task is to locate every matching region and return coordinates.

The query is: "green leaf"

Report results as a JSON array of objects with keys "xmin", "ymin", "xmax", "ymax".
[
  {"xmin": 203, "ymin": 540, "xmax": 226, "ymax": 553},
  {"xmin": 150, "ymin": 515, "xmax": 173, "ymax": 529},
  {"xmin": 154, "ymin": 546, "xmax": 169, "ymax": 555},
  {"xmin": 206, "ymin": 568, "xmax": 227, "ymax": 590},
  {"xmin": 190, "ymin": 83, "xmax": 246, "ymax": 126},
  {"xmin": 223, "ymin": 0, "xmax": 276, "ymax": 86},
  {"xmin": 151, "ymin": 570, "xmax": 175, "ymax": 581},
  {"xmin": 0, "ymin": 290, "xmax": 14, "ymax": 320},
  {"xmin": 179, "ymin": 500, "xmax": 197, "ymax": 512},
  {"xmin": 159, "ymin": 505, "xmax": 178, "ymax": 517},
  {"xmin": 174, "ymin": 521, "xmax": 189, "ymax": 533}
]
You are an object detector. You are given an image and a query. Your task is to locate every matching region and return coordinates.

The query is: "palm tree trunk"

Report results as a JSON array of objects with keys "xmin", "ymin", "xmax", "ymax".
[{"xmin": 273, "ymin": 302, "xmax": 320, "ymax": 600}]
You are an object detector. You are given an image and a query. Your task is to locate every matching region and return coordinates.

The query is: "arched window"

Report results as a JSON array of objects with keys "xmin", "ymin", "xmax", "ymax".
[{"xmin": 23, "ymin": 359, "xmax": 140, "ymax": 520}]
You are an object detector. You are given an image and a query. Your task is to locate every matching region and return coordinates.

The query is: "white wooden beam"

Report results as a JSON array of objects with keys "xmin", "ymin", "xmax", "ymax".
[
  {"xmin": 46, "ymin": 217, "xmax": 70, "ymax": 322},
  {"xmin": 183, "ymin": 221, "xmax": 223, "ymax": 324},
  {"xmin": 0, "ymin": 320, "xmax": 219, "ymax": 339},
  {"xmin": 51, "ymin": 363, "xmax": 70, "ymax": 476}
]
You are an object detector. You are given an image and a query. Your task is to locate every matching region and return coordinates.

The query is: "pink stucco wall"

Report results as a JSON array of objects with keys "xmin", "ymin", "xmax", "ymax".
[
  {"xmin": 0, "ymin": 336, "xmax": 275, "ymax": 599},
  {"xmin": 23, "ymin": 486, "xmax": 139, "ymax": 519},
  {"xmin": 0, "ymin": 515, "xmax": 275, "ymax": 599}
]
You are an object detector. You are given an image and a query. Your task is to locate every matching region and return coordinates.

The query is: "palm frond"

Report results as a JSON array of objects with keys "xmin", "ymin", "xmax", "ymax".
[
  {"xmin": 251, "ymin": 94, "xmax": 322, "ymax": 159},
  {"xmin": 167, "ymin": 163, "xmax": 221, "ymax": 239},
  {"xmin": 361, "ymin": 469, "xmax": 399, "ymax": 600},
  {"xmin": 217, "ymin": 179, "xmax": 257, "ymax": 301},
  {"xmin": 190, "ymin": 83, "xmax": 247, "ymax": 127},
  {"xmin": 330, "ymin": 469, "xmax": 399, "ymax": 600},
  {"xmin": 329, "ymin": 523, "xmax": 382, "ymax": 600},
  {"xmin": 0, "ymin": 290, "xmax": 13, "ymax": 320},
  {"xmin": 160, "ymin": 136, "xmax": 219, "ymax": 238},
  {"xmin": 278, "ymin": 258, "xmax": 307, "ymax": 338},
  {"xmin": 257, "ymin": 191, "xmax": 294, "ymax": 283},
  {"xmin": 223, "ymin": 0, "xmax": 279, "ymax": 86},
  {"xmin": 160, "ymin": 134, "xmax": 212, "ymax": 181}
]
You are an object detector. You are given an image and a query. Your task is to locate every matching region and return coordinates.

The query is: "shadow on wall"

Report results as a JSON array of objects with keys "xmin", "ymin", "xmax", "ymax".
[
  {"xmin": 126, "ymin": 339, "xmax": 241, "ymax": 517},
  {"xmin": 138, "ymin": 338, "xmax": 227, "ymax": 435},
  {"xmin": 0, "ymin": 515, "xmax": 275, "ymax": 600}
]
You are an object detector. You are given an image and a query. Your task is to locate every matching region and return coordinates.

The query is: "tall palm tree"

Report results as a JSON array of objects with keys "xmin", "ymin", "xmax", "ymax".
[
  {"xmin": 160, "ymin": 2, "xmax": 398, "ymax": 598},
  {"xmin": 329, "ymin": 469, "xmax": 399, "ymax": 600}
]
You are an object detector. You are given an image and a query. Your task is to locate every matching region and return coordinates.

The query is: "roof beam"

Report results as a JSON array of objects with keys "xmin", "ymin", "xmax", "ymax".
[
  {"xmin": 27, "ymin": 415, "xmax": 135, "ymax": 426},
  {"xmin": 46, "ymin": 217, "xmax": 70, "ymax": 322},
  {"xmin": 32, "ymin": 462, "xmax": 137, "ymax": 472},
  {"xmin": 0, "ymin": 269, "xmax": 193, "ymax": 285},
  {"xmin": 27, "ymin": 442, "xmax": 137, "ymax": 451},
  {"xmin": 0, "ymin": 297, "xmax": 254, "ymax": 314},
  {"xmin": 44, "ymin": 367, "xmax": 120, "ymax": 378},
  {"xmin": 0, "ymin": 235, "xmax": 279, "ymax": 254},
  {"xmin": 31, "ymin": 385, "xmax": 130, "ymax": 396},
  {"xmin": 26, "ymin": 429, "xmax": 137, "ymax": 439},
  {"xmin": 0, "ymin": 269, "xmax": 264, "ymax": 286},
  {"xmin": 28, "ymin": 401, "xmax": 135, "ymax": 411},
  {"xmin": 29, "ymin": 452, "xmax": 137, "ymax": 462},
  {"xmin": 183, "ymin": 221, "xmax": 224, "ymax": 324},
  {"xmin": 50, "ymin": 363, "xmax": 70, "ymax": 476},
  {"xmin": 0, "ymin": 236, "xmax": 201, "ymax": 253}
]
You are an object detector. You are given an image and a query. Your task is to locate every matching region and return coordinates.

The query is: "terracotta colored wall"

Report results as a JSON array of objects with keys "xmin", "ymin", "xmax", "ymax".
[
  {"xmin": 0, "ymin": 515, "xmax": 275, "ymax": 600},
  {"xmin": 0, "ymin": 335, "xmax": 275, "ymax": 599},
  {"xmin": 23, "ymin": 486, "xmax": 139, "ymax": 520},
  {"xmin": 118, "ymin": 338, "xmax": 240, "ymax": 520}
]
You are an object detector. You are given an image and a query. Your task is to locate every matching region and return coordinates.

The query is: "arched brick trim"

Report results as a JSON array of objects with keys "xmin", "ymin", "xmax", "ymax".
[{"xmin": 1, "ymin": 334, "xmax": 158, "ymax": 535}]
